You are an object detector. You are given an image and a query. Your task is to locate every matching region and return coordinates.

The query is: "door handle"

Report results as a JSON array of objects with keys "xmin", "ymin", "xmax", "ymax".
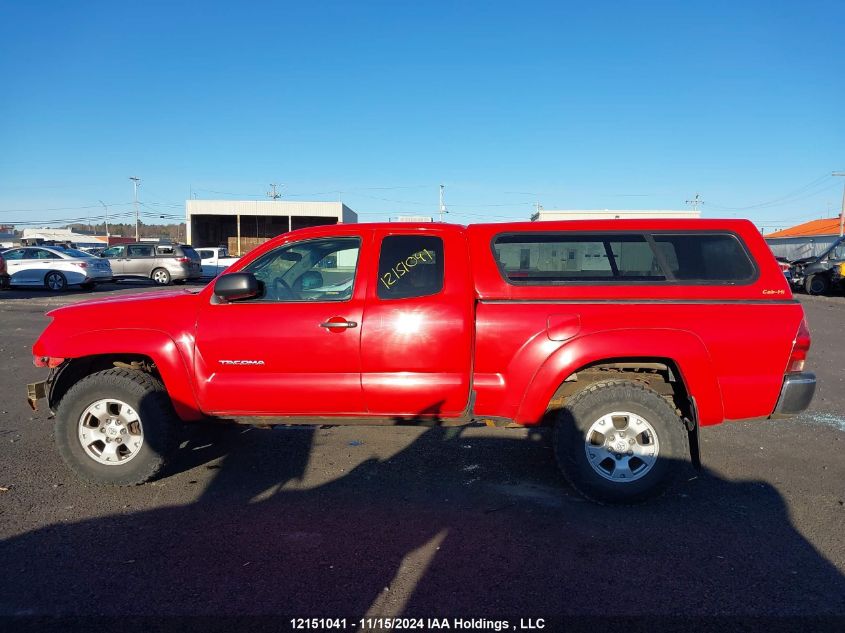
[{"xmin": 320, "ymin": 320, "xmax": 357, "ymax": 329}]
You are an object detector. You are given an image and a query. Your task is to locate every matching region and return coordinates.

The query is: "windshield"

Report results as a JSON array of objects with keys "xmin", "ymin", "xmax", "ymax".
[{"xmin": 58, "ymin": 248, "xmax": 94, "ymax": 258}]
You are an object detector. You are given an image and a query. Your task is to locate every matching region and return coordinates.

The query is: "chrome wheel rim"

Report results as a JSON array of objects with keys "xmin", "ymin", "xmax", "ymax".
[
  {"xmin": 584, "ymin": 411, "xmax": 659, "ymax": 483},
  {"xmin": 46, "ymin": 273, "xmax": 65, "ymax": 290},
  {"xmin": 77, "ymin": 399, "xmax": 144, "ymax": 465}
]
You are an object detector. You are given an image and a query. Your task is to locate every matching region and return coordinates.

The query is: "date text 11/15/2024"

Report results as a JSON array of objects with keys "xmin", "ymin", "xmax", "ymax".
[{"xmin": 290, "ymin": 617, "xmax": 546, "ymax": 631}]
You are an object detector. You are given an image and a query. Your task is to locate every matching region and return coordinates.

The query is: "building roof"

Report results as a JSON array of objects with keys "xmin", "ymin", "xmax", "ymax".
[{"xmin": 765, "ymin": 218, "xmax": 843, "ymax": 238}]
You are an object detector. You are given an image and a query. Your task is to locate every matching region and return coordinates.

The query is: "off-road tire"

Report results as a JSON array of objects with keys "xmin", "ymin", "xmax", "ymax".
[
  {"xmin": 151, "ymin": 268, "xmax": 171, "ymax": 286},
  {"xmin": 55, "ymin": 369, "xmax": 180, "ymax": 486},
  {"xmin": 804, "ymin": 274, "xmax": 829, "ymax": 296},
  {"xmin": 553, "ymin": 380, "xmax": 690, "ymax": 504}
]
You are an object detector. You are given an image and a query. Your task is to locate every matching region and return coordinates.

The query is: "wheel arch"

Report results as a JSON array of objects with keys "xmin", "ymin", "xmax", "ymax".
[
  {"xmin": 514, "ymin": 328, "xmax": 724, "ymax": 427},
  {"xmin": 45, "ymin": 330, "xmax": 202, "ymax": 421}
]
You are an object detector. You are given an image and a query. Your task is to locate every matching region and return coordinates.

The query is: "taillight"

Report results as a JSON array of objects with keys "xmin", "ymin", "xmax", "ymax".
[
  {"xmin": 72, "ymin": 261, "xmax": 88, "ymax": 269},
  {"xmin": 177, "ymin": 257, "xmax": 191, "ymax": 263},
  {"xmin": 787, "ymin": 318, "xmax": 811, "ymax": 373}
]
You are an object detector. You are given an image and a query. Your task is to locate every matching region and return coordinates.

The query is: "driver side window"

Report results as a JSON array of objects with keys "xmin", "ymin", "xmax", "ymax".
[{"xmin": 242, "ymin": 237, "xmax": 361, "ymax": 302}]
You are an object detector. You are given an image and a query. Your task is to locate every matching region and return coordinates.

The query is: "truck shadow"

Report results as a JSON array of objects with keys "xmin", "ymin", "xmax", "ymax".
[{"xmin": 2, "ymin": 420, "xmax": 844, "ymax": 624}]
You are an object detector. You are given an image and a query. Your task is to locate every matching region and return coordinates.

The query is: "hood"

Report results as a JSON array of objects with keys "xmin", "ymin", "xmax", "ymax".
[{"xmin": 46, "ymin": 288, "xmax": 202, "ymax": 318}]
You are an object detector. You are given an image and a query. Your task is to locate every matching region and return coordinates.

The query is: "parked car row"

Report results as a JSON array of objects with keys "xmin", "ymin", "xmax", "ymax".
[{"xmin": 0, "ymin": 241, "xmax": 211, "ymax": 291}]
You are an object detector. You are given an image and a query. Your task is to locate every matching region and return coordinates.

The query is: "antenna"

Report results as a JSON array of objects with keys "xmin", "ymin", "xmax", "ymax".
[
  {"xmin": 267, "ymin": 183, "xmax": 282, "ymax": 200},
  {"xmin": 439, "ymin": 184, "xmax": 448, "ymax": 222},
  {"xmin": 685, "ymin": 192, "xmax": 703, "ymax": 214}
]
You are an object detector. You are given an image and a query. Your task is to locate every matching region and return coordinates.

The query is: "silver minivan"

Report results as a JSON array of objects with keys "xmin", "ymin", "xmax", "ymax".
[{"xmin": 100, "ymin": 243, "xmax": 202, "ymax": 285}]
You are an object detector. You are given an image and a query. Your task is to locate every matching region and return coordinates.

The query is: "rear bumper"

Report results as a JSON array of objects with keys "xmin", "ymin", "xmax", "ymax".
[{"xmin": 771, "ymin": 372, "xmax": 816, "ymax": 418}]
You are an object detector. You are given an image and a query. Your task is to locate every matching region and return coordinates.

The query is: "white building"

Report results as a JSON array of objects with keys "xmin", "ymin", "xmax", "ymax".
[
  {"xmin": 185, "ymin": 200, "xmax": 357, "ymax": 254},
  {"xmin": 532, "ymin": 209, "xmax": 700, "ymax": 222},
  {"xmin": 21, "ymin": 228, "xmax": 108, "ymax": 248}
]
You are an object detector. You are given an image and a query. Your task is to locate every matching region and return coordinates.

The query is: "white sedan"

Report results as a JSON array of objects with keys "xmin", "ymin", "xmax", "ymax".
[{"xmin": 1, "ymin": 246, "xmax": 113, "ymax": 291}]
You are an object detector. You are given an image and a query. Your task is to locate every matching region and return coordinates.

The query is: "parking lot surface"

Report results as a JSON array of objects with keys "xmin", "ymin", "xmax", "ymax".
[{"xmin": 1, "ymin": 283, "xmax": 843, "ymax": 624}]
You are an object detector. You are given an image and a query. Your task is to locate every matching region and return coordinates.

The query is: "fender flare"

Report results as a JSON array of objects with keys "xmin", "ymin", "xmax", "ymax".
[
  {"xmin": 43, "ymin": 328, "xmax": 202, "ymax": 421},
  {"xmin": 514, "ymin": 328, "xmax": 724, "ymax": 426}
]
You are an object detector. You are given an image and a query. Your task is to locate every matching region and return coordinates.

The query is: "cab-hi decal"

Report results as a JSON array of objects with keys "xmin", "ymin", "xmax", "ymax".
[
  {"xmin": 219, "ymin": 360, "xmax": 265, "ymax": 366},
  {"xmin": 380, "ymin": 249, "xmax": 434, "ymax": 291},
  {"xmin": 762, "ymin": 289, "xmax": 786, "ymax": 295}
]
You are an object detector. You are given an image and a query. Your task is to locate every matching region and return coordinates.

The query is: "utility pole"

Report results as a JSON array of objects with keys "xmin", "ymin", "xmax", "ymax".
[
  {"xmin": 439, "ymin": 184, "xmax": 447, "ymax": 223},
  {"xmin": 685, "ymin": 192, "xmax": 703, "ymax": 214},
  {"xmin": 267, "ymin": 183, "xmax": 282, "ymax": 200},
  {"xmin": 534, "ymin": 201, "xmax": 544, "ymax": 219},
  {"xmin": 833, "ymin": 172, "xmax": 845, "ymax": 237},
  {"xmin": 129, "ymin": 177, "xmax": 141, "ymax": 241},
  {"xmin": 98, "ymin": 200, "xmax": 110, "ymax": 238}
]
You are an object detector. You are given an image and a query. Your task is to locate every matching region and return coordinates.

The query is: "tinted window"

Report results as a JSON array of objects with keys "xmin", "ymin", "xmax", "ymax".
[
  {"xmin": 127, "ymin": 245, "xmax": 155, "ymax": 257},
  {"xmin": 179, "ymin": 246, "xmax": 200, "ymax": 261},
  {"xmin": 492, "ymin": 232, "xmax": 756, "ymax": 284},
  {"xmin": 493, "ymin": 234, "xmax": 665, "ymax": 282},
  {"xmin": 197, "ymin": 250, "xmax": 213, "ymax": 260},
  {"xmin": 156, "ymin": 245, "xmax": 176, "ymax": 255},
  {"xmin": 101, "ymin": 246, "xmax": 124, "ymax": 258},
  {"xmin": 377, "ymin": 235, "xmax": 444, "ymax": 299},
  {"xmin": 651, "ymin": 234, "xmax": 755, "ymax": 282},
  {"xmin": 3, "ymin": 249, "xmax": 25, "ymax": 260},
  {"xmin": 25, "ymin": 249, "xmax": 61, "ymax": 260},
  {"xmin": 243, "ymin": 237, "xmax": 360, "ymax": 302}
]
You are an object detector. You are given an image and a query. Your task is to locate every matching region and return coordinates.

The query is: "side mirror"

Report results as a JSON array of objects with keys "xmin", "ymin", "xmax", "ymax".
[{"xmin": 214, "ymin": 272, "xmax": 262, "ymax": 302}]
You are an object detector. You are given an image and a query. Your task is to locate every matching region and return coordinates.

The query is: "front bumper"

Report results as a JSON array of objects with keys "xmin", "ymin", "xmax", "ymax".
[{"xmin": 771, "ymin": 372, "xmax": 816, "ymax": 418}]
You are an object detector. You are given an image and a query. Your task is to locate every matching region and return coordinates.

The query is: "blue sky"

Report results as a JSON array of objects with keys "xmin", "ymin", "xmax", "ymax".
[{"xmin": 1, "ymin": 0, "xmax": 842, "ymax": 231}]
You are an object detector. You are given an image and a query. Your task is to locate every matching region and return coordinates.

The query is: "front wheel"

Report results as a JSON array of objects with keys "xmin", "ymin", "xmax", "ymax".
[
  {"xmin": 54, "ymin": 369, "xmax": 180, "ymax": 485},
  {"xmin": 804, "ymin": 274, "xmax": 829, "ymax": 296},
  {"xmin": 554, "ymin": 380, "xmax": 690, "ymax": 504}
]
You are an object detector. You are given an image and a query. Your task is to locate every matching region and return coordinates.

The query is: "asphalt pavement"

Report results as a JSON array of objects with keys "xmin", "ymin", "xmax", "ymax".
[{"xmin": 0, "ymin": 283, "xmax": 843, "ymax": 629}]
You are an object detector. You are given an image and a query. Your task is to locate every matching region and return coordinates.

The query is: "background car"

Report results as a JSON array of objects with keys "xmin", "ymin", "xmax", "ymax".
[
  {"xmin": 195, "ymin": 246, "xmax": 240, "ymax": 278},
  {"xmin": 789, "ymin": 236, "xmax": 845, "ymax": 295},
  {"xmin": 0, "ymin": 251, "xmax": 9, "ymax": 289},
  {"xmin": 1, "ymin": 246, "xmax": 112, "ymax": 291},
  {"xmin": 99, "ymin": 242, "xmax": 202, "ymax": 285}
]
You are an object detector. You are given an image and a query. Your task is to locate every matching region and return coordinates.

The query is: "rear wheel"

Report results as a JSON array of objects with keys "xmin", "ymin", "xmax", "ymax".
[
  {"xmin": 804, "ymin": 274, "xmax": 829, "ymax": 296},
  {"xmin": 151, "ymin": 268, "xmax": 171, "ymax": 286},
  {"xmin": 54, "ymin": 369, "xmax": 180, "ymax": 485},
  {"xmin": 553, "ymin": 380, "xmax": 690, "ymax": 504},
  {"xmin": 44, "ymin": 271, "xmax": 68, "ymax": 291}
]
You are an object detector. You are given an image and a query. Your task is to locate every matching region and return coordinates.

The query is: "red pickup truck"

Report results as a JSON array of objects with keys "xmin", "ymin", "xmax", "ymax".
[{"xmin": 29, "ymin": 219, "xmax": 816, "ymax": 503}]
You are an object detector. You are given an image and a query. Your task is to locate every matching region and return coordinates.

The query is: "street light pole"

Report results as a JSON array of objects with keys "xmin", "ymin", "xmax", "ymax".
[
  {"xmin": 833, "ymin": 172, "xmax": 845, "ymax": 237},
  {"xmin": 129, "ymin": 177, "xmax": 141, "ymax": 241},
  {"xmin": 98, "ymin": 200, "xmax": 110, "ymax": 239}
]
